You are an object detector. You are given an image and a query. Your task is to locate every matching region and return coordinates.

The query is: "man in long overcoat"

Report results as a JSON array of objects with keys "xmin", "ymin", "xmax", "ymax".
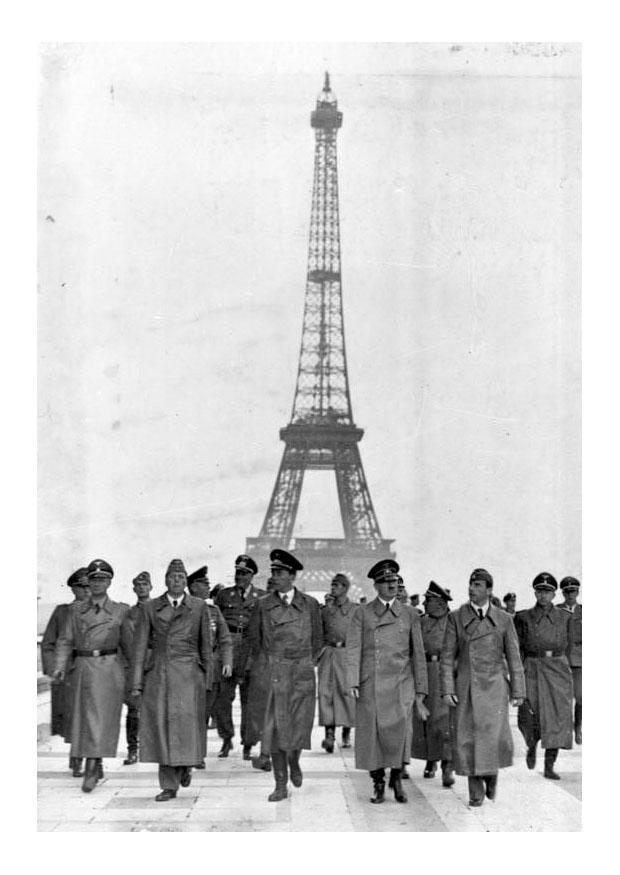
[
  {"xmin": 248, "ymin": 578, "xmax": 276, "ymax": 773},
  {"xmin": 247, "ymin": 549, "xmax": 322, "ymax": 801},
  {"xmin": 129, "ymin": 558, "xmax": 213, "ymax": 801},
  {"xmin": 440, "ymin": 568, "xmax": 526, "ymax": 807},
  {"xmin": 214, "ymin": 554, "xmax": 265, "ymax": 759},
  {"xmin": 54, "ymin": 559, "xmax": 130, "ymax": 793},
  {"xmin": 514, "ymin": 572, "xmax": 574, "ymax": 780},
  {"xmin": 411, "ymin": 581, "xmax": 455, "ymax": 788},
  {"xmin": 346, "ymin": 559, "xmax": 429, "ymax": 805},
  {"xmin": 41, "ymin": 567, "xmax": 90, "ymax": 776},
  {"xmin": 318, "ymin": 573, "xmax": 356, "ymax": 753},
  {"xmin": 558, "ymin": 576, "xmax": 582, "ymax": 744},
  {"xmin": 187, "ymin": 565, "xmax": 233, "ymax": 767},
  {"xmin": 120, "ymin": 570, "xmax": 152, "ymax": 765}
]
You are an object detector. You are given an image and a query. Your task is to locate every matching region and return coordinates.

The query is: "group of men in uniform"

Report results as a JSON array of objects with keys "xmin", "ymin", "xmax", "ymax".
[{"xmin": 42, "ymin": 550, "xmax": 582, "ymax": 808}]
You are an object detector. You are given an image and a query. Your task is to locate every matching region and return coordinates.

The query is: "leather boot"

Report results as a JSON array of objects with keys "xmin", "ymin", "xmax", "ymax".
[
  {"xmin": 423, "ymin": 760, "xmax": 437, "ymax": 778},
  {"xmin": 288, "ymin": 749, "xmax": 303, "ymax": 787},
  {"xmin": 242, "ymin": 744, "xmax": 252, "ymax": 761},
  {"xmin": 321, "ymin": 726, "xmax": 335, "ymax": 753},
  {"xmin": 341, "ymin": 726, "xmax": 352, "ymax": 748},
  {"xmin": 389, "ymin": 768, "xmax": 408, "ymax": 803},
  {"xmin": 401, "ymin": 763, "xmax": 410, "ymax": 779},
  {"xmin": 218, "ymin": 738, "xmax": 233, "ymax": 758},
  {"xmin": 70, "ymin": 757, "xmax": 84, "ymax": 778},
  {"xmin": 441, "ymin": 759, "xmax": 455, "ymax": 788},
  {"xmin": 96, "ymin": 759, "xmax": 104, "ymax": 780},
  {"xmin": 526, "ymin": 743, "xmax": 537, "ymax": 769},
  {"xmin": 180, "ymin": 766, "xmax": 192, "ymax": 787},
  {"xmin": 251, "ymin": 753, "xmax": 272, "ymax": 772},
  {"xmin": 574, "ymin": 703, "xmax": 582, "ymax": 745},
  {"xmin": 484, "ymin": 773, "xmax": 498, "ymax": 800},
  {"xmin": 123, "ymin": 749, "xmax": 138, "ymax": 766},
  {"xmin": 370, "ymin": 769, "xmax": 385, "ymax": 804},
  {"xmin": 544, "ymin": 748, "xmax": 561, "ymax": 780},
  {"xmin": 81, "ymin": 758, "xmax": 99, "ymax": 793},
  {"xmin": 468, "ymin": 776, "xmax": 485, "ymax": 807},
  {"xmin": 268, "ymin": 751, "xmax": 288, "ymax": 801}
]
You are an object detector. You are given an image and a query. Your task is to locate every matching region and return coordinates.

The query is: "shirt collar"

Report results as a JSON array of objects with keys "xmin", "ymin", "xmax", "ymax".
[
  {"xmin": 167, "ymin": 592, "xmax": 185, "ymax": 606},
  {"xmin": 470, "ymin": 600, "xmax": 489, "ymax": 616},
  {"xmin": 280, "ymin": 587, "xmax": 295, "ymax": 604},
  {"xmin": 379, "ymin": 597, "xmax": 396, "ymax": 608}
]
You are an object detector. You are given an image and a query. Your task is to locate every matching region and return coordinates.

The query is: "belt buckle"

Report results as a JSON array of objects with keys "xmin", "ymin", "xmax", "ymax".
[
  {"xmin": 92, "ymin": 649, "xmax": 101, "ymax": 657},
  {"xmin": 430, "ymin": 654, "xmax": 439, "ymax": 662},
  {"xmin": 544, "ymin": 650, "xmax": 553, "ymax": 657}
]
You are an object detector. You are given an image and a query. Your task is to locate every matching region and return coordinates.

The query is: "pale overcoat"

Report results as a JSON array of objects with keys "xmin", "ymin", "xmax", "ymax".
[
  {"xmin": 440, "ymin": 603, "xmax": 526, "ymax": 776},
  {"xmin": 318, "ymin": 597, "xmax": 357, "ymax": 727},
  {"xmin": 346, "ymin": 599, "xmax": 428, "ymax": 771},
  {"xmin": 55, "ymin": 596, "xmax": 130, "ymax": 758},
  {"xmin": 130, "ymin": 593, "xmax": 213, "ymax": 766}
]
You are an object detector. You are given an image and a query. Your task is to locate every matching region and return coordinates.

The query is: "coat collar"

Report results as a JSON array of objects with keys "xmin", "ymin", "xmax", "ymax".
[
  {"xmin": 83, "ymin": 595, "xmax": 113, "ymax": 615},
  {"xmin": 154, "ymin": 592, "xmax": 190, "ymax": 612},
  {"xmin": 532, "ymin": 602, "xmax": 557, "ymax": 624},
  {"xmin": 462, "ymin": 601, "xmax": 499, "ymax": 629},
  {"xmin": 264, "ymin": 589, "xmax": 303, "ymax": 612},
  {"xmin": 371, "ymin": 596, "xmax": 401, "ymax": 619},
  {"xmin": 326, "ymin": 597, "xmax": 354, "ymax": 615}
]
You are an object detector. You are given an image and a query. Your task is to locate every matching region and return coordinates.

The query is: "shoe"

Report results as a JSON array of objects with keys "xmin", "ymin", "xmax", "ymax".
[
  {"xmin": 81, "ymin": 758, "xmax": 99, "ymax": 793},
  {"xmin": 484, "ymin": 775, "xmax": 498, "ymax": 800},
  {"xmin": 341, "ymin": 727, "xmax": 352, "ymax": 748},
  {"xmin": 322, "ymin": 726, "xmax": 335, "ymax": 753},
  {"xmin": 180, "ymin": 767, "xmax": 192, "ymax": 787},
  {"xmin": 268, "ymin": 751, "xmax": 288, "ymax": 801},
  {"xmin": 242, "ymin": 745, "xmax": 252, "ymax": 761},
  {"xmin": 441, "ymin": 760, "xmax": 455, "ymax": 788},
  {"xmin": 401, "ymin": 765, "xmax": 410, "ymax": 779},
  {"xmin": 195, "ymin": 760, "xmax": 206, "ymax": 770},
  {"xmin": 423, "ymin": 760, "xmax": 437, "ymax": 778},
  {"xmin": 388, "ymin": 770, "xmax": 407, "ymax": 803},
  {"xmin": 155, "ymin": 789, "xmax": 177, "ymax": 801},
  {"xmin": 370, "ymin": 779, "xmax": 385, "ymax": 804},
  {"xmin": 123, "ymin": 750, "xmax": 138, "ymax": 766},
  {"xmin": 544, "ymin": 749, "xmax": 561, "ymax": 780},
  {"xmin": 97, "ymin": 760, "xmax": 104, "ymax": 780},
  {"xmin": 468, "ymin": 798, "xmax": 484, "ymax": 807},
  {"xmin": 526, "ymin": 745, "xmax": 537, "ymax": 770},
  {"xmin": 575, "ymin": 727, "xmax": 582, "ymax": 745},
  {"xmin": 70, "ymin": 757, "xmax": 84, "ymax": 778},
  {"xmin": 288, "ymin": 750, "xmax": 303, "ymax": 788},
  {"xmin": 218, "ymin": 738, "xmax": 233, "ymax": 758},
  {"xmin": 251, "ymin": 754, "xmax": 272, "ymax": 772}
]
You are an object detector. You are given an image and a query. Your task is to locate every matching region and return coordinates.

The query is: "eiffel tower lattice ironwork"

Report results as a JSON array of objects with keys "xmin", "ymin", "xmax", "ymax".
[{"xmin": 246, "ymin": 73, "xmax": 395, "ymax": 591}]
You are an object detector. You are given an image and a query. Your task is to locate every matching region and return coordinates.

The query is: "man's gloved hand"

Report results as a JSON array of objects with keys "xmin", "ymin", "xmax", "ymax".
[
  {"xmin": 350, "ymin": 686, "xmax": 360, "ymax": 699},
  {"xmin": 442, "ymin": 694, "xmax": 458, "ymax": 706},
  {"xmin": 222, "ymin": 664, "xmax": 233, "ymax": 678}
]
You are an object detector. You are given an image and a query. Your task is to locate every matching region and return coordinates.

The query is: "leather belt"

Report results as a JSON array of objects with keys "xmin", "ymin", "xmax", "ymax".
[
  {"xmin": 74, "ymin": 648, "xmax": 117, "ymax": 657},
  {"xmin": 426, "ymin": 653, "xmax": 440, "ymax": 662},
  {"xmin": 228, "ymin": 626, "xmax": 246, "ymax": 634},
  {"xmin": 271, "ymin": 649, "xmax": 312, "ymax": 659},
  {"xmin": 328, "ymin": 642, "xmax": 345, "ymax": 648},
  {"xmin": 525, "ymin": 650, "xmax": 562, "ymax": 658}
]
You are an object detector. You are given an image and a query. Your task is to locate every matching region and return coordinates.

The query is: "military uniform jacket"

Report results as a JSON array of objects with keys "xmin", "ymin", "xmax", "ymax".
[
  {"xmin": 55, "ymin": 596, "xmax": 130, "ymax": 757},
  {"xmin": 411, "ymin": 612, "xmax": 452, "ymax": 761},
  {"xmin": 121, "ymin": 601, "xmax": 154, "ymax": 696},
  {"xmin": 440, "ymin": 603, "xmax": 525, "ymax": 776},
  {"xmin": 514, "ymin": 604, "xmax": 574, "ymax": 749},
  {"xmin": 557, "ymin": 602, "xmax": 582, "ymax": 667},
  {"xmin": 317, "ymin": 598, "xmax": 357, "ymax": 727},
  {"xmin": 215, "ymin": 584, "xmax": 266, "ymax": 676},
  {"xmin": 130, "ymin": 593, "xmax": 213, "ymax": 766},
  {"xmin": 205, "ymin": 601, "xmax": 233, "ymax": 682},
  {"xmin": 346, "ymin": 599, "xmax": 428, "ymax": 771}
]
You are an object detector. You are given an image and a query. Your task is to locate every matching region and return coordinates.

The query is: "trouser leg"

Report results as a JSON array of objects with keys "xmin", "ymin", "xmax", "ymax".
[
  {"xmin": 216, "ymin": 676, "xmax": 236, "ymax": 740},
  {"xmin": 126, "ymin": 704, "xmax": 140, "ymax": 751},
  {"xmin": 158, "ymin": 765, "xmax": 181, "ymax": 791},
  {"xmin": 239, "ymin": 673, "xmax": 250, "ymax": 746},
  {"xmin": 205, "ymin": 681, "xmax": 220, "ymax": 726}
]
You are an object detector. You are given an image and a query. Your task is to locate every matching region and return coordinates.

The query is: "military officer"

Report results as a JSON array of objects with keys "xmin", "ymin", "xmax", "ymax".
[
  {"xmin": 41, "ymin": 567, "xmax": 90, "ymax": 776},
  {"xmin": 411, "ymin": 581, "xmax": 455, "ymax": 787},
  {"xmin": 247, "ymin": 549, "xmax": 323, "ymax": 801},
  {"xmin": 347, "ymin": 559, "xmax": 429, "ymax": 805},
  {"xmin": 214, "ymin": 555, "xmax": 265, "ymax": 759},
  {"xmin": 514, "ymin": 573, "xmax": 574, "ymax": 779},
  {"xmin": 53, "ymin": 559, "xmax": 130, "ymax": 792},
  {"xmin": 318, "ymin": 573, "xmax": 356, "ymax": 753},
  {"xmin": 129, "ymin": 558, "xmax": 213, "ymax": 801},
  {"xmin": 120, "ymin": 571, "xmax": 152, "ymax": 765},
  {"xmin": 248, "ymin": 578, "xmax": 276, "ymax": 773},
  {"xmin": 440, "ymin": 568, "xmax": 526, "ymax": 807},
  {"xmin": 503, "ymin": 592, "xmax": 517, "ymax": 615},
  {"xmin": 558, "ymin": 576, "xmax": 582, "ymax": 744},
  {"xmin": 187, "ymin": 565, "xmax": 233, "ymax": 766}
]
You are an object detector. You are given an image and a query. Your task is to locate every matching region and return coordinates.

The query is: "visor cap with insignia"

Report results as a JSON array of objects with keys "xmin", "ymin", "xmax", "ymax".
[
  {"xmin": 166, "ymin": 558, "xmax": 187, "ymax": 577},
  {"xmin": 560, "ymin": 576, "xmax": 580, "ymax": 591},
  {"xmin": 469, "ymin": 568, "xmax": 493, "ymax": 587},
  {"xmin": 532, "ymin": 572, "xmax": 557, "ymax": 591},
  {"xmin": 187, "ymin": 566, "xmax": 209, "ymax": 585},
  {"xmin": 67, "ymin": 567, "xmax": 90, "ymax": 587},
  {"xmin": 270, "ymin": 549, "xmax": 303, "ymax": 573},
  {"xmin": 235, "ymin": 554, "xmax": 258, "ymax": 575},
  {"xmin": 367, "ymin": 559, "xmax": 400, "ymax": 583},
  {"xmin": 87, "ymin": 559, "xmax": 114, "ymax": 579},
  {"xmin": 132, "ymin": 571, "xmax": 151, "ymax": 586},
  {"xmin": 423, "ymin": 580, "xmax": 452, "ymax": 601}
]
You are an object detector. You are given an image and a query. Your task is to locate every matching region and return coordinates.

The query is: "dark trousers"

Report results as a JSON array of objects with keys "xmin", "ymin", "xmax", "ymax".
[
  {"xmin": 370, "ymin": 767, "xmax": 401, "ymax": 781},
  {"xmin": 572, "ymin": 667, "xmax": 582, "ymax": 727},
  {"xmin": 205, "ymin": 680, "xmax": 220, "ymax": 726},
  {"xmin": 216, "ymin": 673, "xmax": 250, "ymax": 743},
  {"xmin": 126, "ymin": 704, "xmax": 140, "ymax": 752},
  {"xmin": 158, "ymin": 765, "xmax": 188, "ymax": 791}
]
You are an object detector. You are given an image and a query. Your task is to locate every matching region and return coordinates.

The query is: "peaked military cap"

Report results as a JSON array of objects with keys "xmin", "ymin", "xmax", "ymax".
[
  {"xmin": 367, "ymin": 559, "xmax": 400, "ymax": 582},
  {"xmin": 187, "ymin": 566, "xmax": 209, "ymax": 584},
  {"xmin": 67, "ymin": 567, "xmax": 89, "ymax": 587},
  {"xmin": 503, "ymin": 592, "xmax": 517, "ymax": 602},
  {"xmin": 87, "ymin": 559, "xmax": 114, "ymax": 578},
  {"xmin": 423, "ymin": 580, "xmax": 452, "ymax": 601},
  {"xmin": 132, "ymin": 571, "xmax": 151, "ymax": 586},
  {"xmin": 532, "ymin": 571, "xmax": 557, "ymax": 591},
  {"xmin": 470, "ymin": 568, "xmax": 493, "ymax": 586},
  {"xmin": 560, "ymin": 576, "xmax": 580, "ymax": 590},
  {"xmin": 270, "ymin": 548, "xmax": 303, "ymax": 573},
  {"xmin": 166, "ymin": 558, "xmax": 187, "ymax": 577},
  {"xmin": 235, "ymin": 554, "xmax": 258, "ymax": 575}
]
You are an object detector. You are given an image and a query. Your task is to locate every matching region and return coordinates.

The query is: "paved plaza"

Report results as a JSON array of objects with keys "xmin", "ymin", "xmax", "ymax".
[{"xmin": 37, "ymin": 699, "xmax": 581, "ymax": 832}]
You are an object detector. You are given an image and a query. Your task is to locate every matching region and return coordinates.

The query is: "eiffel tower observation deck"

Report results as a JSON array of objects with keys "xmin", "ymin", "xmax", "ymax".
[{"xmin": 247, "ymin": 74, "xmax": 395, "ymax": 593}]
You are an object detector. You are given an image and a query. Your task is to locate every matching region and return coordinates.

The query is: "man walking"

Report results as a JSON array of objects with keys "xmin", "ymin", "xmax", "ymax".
[
  {"xmin": 247, "ymin": 549, "xmax": 322, "ymax": 801},
  {"xmin": 440, "ymin": 568, "xmax": 525, "ymax": 807},
  {"xmin": 347, "ymin": 560, "xmax": 429, "ymax": 805},
  {"xmin": 41, "ymin": 567, "xmax": 90, "ymax": 776},
  {"xmin": 120, "ymin": 571, "xmax": 152, "ymax": 765},
  {"xmin": 215, "ymin": 555, "xmax": 264, "ymax": 759},
  {"xmin": 514, "ymin": 572, "xmax": 574, "ymax": 780},
  {"xmin": 558, "ymin": 576, "xmax": 582, "ymax": 744},
  {"xmin": 129, "ymin": 559, "xmax": 213, "ymax": 801},
  {"xmin": 53, "ymin": 559, "xmax": 129, "ymax": 793},
  {"xmin": 318, "ymin": 573, "xmax": 356, "ymax": 753}
]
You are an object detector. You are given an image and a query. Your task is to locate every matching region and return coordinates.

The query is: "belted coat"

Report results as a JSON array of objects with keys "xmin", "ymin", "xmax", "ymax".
[
  {"xmin": 411, "ymin": 612, "xmax": 453, "ymax": 762},
  {"xmin": 440, "ymin": 603, "xmax": 526, "ymax": 776},
  {"xmin": 346, "ymin": 599, "xmax": 428, "ymax": 771},
  {"xmin": 318, "ymin": 598, "xmax": 357, "ymax": 727},
  {"xmin": 130, "ymin": 593, "xmax": 214, "ymax": 766},
  {"xmin": 55, "ymin": 596, "xmax": 130, "ymax": 758},
  {"xmin": 247, "ymin": 588, "xmax": 322, "ymax": 753}
]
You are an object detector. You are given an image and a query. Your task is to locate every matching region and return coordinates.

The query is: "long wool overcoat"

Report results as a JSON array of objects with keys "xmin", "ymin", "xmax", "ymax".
[
  {"xmin": 55, "ymin": 596, "xmax": 130, "ymax": 758},
  {"xmin": 41, "ymin": 603, "xmax": 74, "ymax": 739},
  {"xmin": 130, "ymin": 593, "xmax": 213, "ymax": 766},
  {"xmin": 247, "ymin": 589, "xmax": 322, "ymax": 753},
  {"xmin": 514, "ymin": 604, "xmax": 574, "ymax": 749},
  {"xmin": 318, "ymin": 597, "xmax": 357, "ymax": 727},
  {"xmin": 346, "ymin": 599, "xmax": 428, "ymax": 771},
  {"xmin": 440, "ymin": 603, "xmax": 526, "ymax": 776},
  {"xmin": 411, "ymin": 612, "xmax": 453, "ymax": 762}
]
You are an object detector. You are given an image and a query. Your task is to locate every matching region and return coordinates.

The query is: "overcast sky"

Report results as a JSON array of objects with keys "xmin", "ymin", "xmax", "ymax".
[{"xmin": 38, "ymin": 42, "xmax": 580, "ymax": 608}]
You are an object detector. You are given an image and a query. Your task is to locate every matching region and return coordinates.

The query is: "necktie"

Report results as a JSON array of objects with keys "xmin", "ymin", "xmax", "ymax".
[
  {"xmin": 384, "ymin": 602, "xmax": 390, "ymax": 615},
  {"xmin": 94, "ymin": 604, "xmax": 100, "ymax": 615},
  {"xmin": 173, "ymin": 600, "xmax": 178, "ymax": 609},
  {"xmin": 478, "ymin": 608, "xmax": 484, "ymax": 620},
  {"xmin": 282, "ymin": 594, "xmax": 288, "ymax": 606}
]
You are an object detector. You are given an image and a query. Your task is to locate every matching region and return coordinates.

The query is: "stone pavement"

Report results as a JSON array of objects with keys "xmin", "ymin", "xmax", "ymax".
[{"xmin": 37, "ymin": 707, "xmax": 581, "ymax": 832}]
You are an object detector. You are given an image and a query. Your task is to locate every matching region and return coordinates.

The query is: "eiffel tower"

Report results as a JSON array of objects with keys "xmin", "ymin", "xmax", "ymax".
[{"xmin": 246, "ymin": 73, "xmax": 395, "ymax": 593}]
